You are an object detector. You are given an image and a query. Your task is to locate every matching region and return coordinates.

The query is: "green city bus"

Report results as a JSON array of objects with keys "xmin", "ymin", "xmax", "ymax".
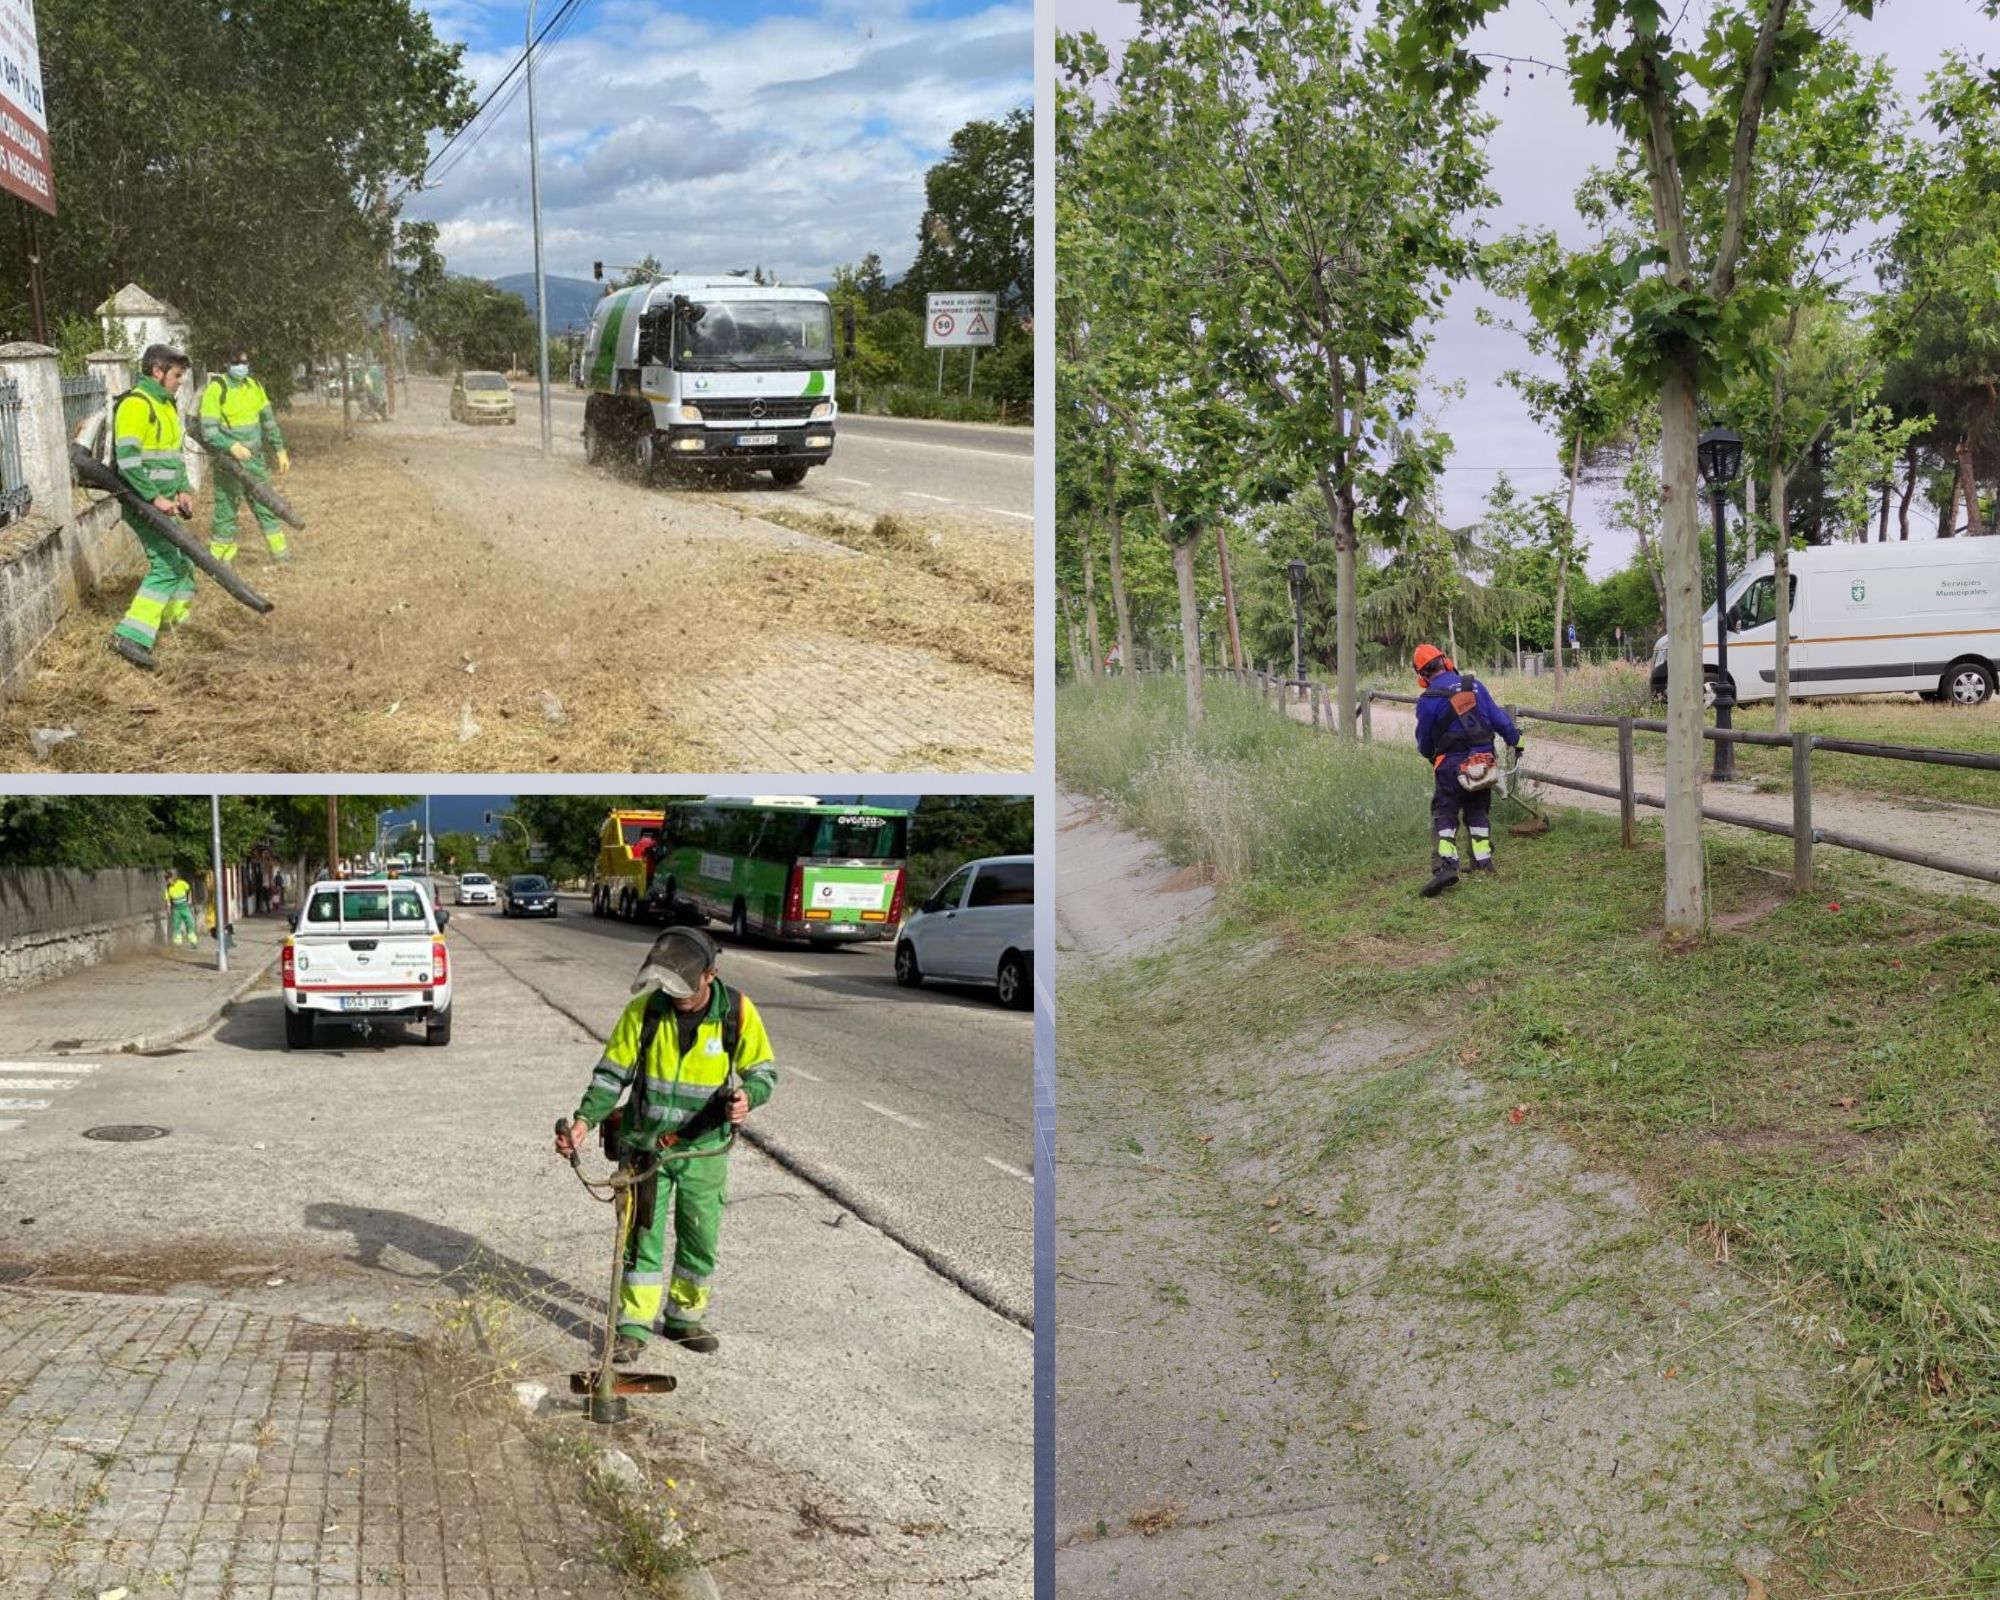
[{"xmin": 642, "ymin": 797, "xmax": 911, "ymax": 944}]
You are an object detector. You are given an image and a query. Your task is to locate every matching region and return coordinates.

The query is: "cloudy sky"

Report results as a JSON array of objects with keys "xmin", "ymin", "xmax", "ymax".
[
  {"xmin": 405, "ymin": 0, "xmax": 1030, "ymax": 289},
  {"xmin": 1063, "ymin": 0, "xmax": 1991, "ymax": 576}
]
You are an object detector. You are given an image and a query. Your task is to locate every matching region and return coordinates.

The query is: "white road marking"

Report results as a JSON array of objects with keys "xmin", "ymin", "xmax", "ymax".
[
  {"xmin": 785, "ymin": 1065, "xmax": 824, "ymax": 1082},
  {"xmin": 832, "ymin": 476, "xmax": 873, "ymax": 487},
  {"xmin": 902, "ymin": 491, "xmax": 956, "ymax": 503},
  {"xmin": 984, "ymin": 1157, "xmax": 1034, "ymax": 1184},
  {"xmin": 0, "ymin": 1079, "xmax": 77, "ymax": 1092},
  {"xmin": 982, "ymin": 509, "xmax": 1034, "ymax": 522},
  {"xmin": 0, "ymin": 1099, "xmax": 51, "ymax": 1112},
  {"xmin": 841, "ymin": 433, "xmax": 1027, "ymax": 462},
  {"xmin": 0, "ymin": 1121, "xmax": 21, "ymax": 1135},
  {"xmin": 728, "ymin": 951, "xmax": 820, "ymax": 979},
  {"xmin": 861, "ymin": 1101, "xmax": 928, "ymax": 1131},
  {"xmin": 0, "ymin": 1061, "xmax": 98, "ymax": 1072}
]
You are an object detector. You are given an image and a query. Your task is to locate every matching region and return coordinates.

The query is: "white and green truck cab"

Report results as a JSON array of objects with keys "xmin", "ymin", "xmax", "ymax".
[{"xmin": 576, "ymin": 274, "xmax": 853, "ymax": 485}]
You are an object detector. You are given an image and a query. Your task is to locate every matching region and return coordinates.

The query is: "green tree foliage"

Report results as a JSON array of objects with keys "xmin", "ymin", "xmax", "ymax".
[
  {"xmin": 904, "ymin": 109, "xmax": 1031, "ymax": 320},
  {"xmin": 12, "ymin": 0, "xmax": 476, "ymax": 393},
  {"xmin": 905, "ymin": 796, "xmax": 1032, "ymax": 898},
  {"xmin": 409, "ymin": 277, "xmax": 539, "ymax": 373},
  {"xmin": 0, "ymin": 796, "xmax": 273, "ymax": 870}
]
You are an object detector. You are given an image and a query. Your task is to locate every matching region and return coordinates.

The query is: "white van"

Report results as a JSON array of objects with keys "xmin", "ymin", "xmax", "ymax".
[
  {"xmin": 893, "ymin": 855, "xmax": 1034, "ymax": 1010},
  {"xmin": 1652, "ymin": 538, "xmax": 2000, "ymax": 705}
]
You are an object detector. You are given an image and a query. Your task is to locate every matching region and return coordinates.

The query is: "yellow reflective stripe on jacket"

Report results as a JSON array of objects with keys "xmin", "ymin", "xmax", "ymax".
[
  {"xmin": 113, "ymin": 382, "xmax": 188, "ymax": 497},
  {"xmin": 199, "ymin": 376, "xmax": 282, "ymax": 448}
]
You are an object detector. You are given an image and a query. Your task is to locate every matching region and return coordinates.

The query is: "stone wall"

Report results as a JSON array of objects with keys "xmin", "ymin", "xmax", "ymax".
[{"xmin": 0, "ymin": 866, "xmax": 164, "ymax": 993}]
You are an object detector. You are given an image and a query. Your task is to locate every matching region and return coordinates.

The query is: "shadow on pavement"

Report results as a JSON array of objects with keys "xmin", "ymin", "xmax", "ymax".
[
  {"xmin": 212, "ymin": 993, "xmax": 438, "ymax": 1055},
  {"xmin": 303, "ymin": 1201, "xmax": 606, "ymax": 1349}
]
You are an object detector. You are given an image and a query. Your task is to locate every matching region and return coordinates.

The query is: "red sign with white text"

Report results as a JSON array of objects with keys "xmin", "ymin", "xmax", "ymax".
[{"xmin": 0, "ymin": 1, "xmax": 53, "ymax": 215}]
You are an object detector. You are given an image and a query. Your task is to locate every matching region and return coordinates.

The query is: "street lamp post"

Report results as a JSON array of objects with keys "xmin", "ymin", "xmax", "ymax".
[
  {"xmin": 525, "ymin": 1, "xmax": 553, "ymax": 458},
  {"xmin": 1696, "ymin": 427, "xmax": 1743, "ymax": 782},
  {"xmin": 1286, "ymin": 558, "xmax": 1307, "ymax": 695}
]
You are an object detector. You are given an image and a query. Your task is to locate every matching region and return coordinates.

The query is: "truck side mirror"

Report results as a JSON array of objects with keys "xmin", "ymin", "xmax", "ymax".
[{"xmin": 843, "ymin": 305, "xmax": 856, "ymax": 363}]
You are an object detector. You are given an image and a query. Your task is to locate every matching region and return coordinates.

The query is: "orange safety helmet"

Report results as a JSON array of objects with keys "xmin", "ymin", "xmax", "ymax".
[{"xmin": 1413, "ymin": 643, "xmax": 1450, "ymax": 678}]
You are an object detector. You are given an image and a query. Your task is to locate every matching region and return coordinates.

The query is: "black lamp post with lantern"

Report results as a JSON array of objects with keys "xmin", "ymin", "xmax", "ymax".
[
  {"xmin": 1695, "ymin": 428, "xmax": 1743, "ymax": 781},
  {"xmin": 1286, "ymin": 557, "xmax": 1307, "ymax": 692}
]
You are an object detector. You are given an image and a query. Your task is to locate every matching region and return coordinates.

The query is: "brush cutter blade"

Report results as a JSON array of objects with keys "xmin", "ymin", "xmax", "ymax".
[
  {"xmin": 569, "ymin": 1370, "xmax": 678, "ymax": 1396},
  {"xmin": 1509, "ymin": 815, "xmax": 1550, "ymax": 836}
]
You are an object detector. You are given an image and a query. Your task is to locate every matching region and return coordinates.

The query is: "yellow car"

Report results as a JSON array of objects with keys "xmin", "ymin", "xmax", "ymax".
[{"xmin": 450, "ymin": 370, "xmax": 517, "ymax": 425}]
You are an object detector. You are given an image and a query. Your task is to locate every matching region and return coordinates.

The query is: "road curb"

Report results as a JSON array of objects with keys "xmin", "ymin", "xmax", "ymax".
[{"xmin": 88, "ymin": 941, "xmax": 283, "ymax": 1056}]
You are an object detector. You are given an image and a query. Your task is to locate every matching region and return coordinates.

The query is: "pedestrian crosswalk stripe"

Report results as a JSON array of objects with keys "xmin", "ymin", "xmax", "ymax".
[
  {"xmin": 0, "ymin": 1099, "xmax": 50, "ymax": 1112},
  {"xmin": 0, "ymin": 1061, "xmax": 101, "ymax": 1133},
  {"xmin": 0, "ymin": 1121, "xmax": 22, "ymax": 1134},
  {"xmin": 0, "ymin": 1079, "xmax": 76, "ymax": 1092},
  {"xmin": 0, "ymin": 1061, "xmax": 99, "ymax": 1073}
]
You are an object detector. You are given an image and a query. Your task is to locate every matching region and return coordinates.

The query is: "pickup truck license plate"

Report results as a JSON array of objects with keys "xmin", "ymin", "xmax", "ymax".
[
  {"xmin": 340, "ymin": 996, "xmax": 396, "ymax": 1012},
  {"xmin": 735, "ymin": 433, "xmax": 779, "ymax": 448}
]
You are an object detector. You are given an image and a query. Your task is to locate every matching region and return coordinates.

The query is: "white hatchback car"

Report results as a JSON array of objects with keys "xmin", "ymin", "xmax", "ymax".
[
  {"xmin": 893, "ymin": 855, "xmax": 1034, "ymax": 1009},
  {"xmin": 455, "ymin": 872, "xmax": 497, "ymax": 906}
]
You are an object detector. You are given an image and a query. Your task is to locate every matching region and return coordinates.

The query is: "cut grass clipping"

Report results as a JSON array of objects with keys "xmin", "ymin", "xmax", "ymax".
[{"xmin": 1060, "ymin": 675, "xmax": 2000, "ymax": 1593}]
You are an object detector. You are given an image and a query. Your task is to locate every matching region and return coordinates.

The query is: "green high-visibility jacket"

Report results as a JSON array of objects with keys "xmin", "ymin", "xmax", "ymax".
[
  {"xmin": 574, "ymin": 985, "xmax": 777, "ymax": 1155},
  {"xmin": 112, "ymin": 377, "xmax": 190, "ymax": 501},
  {"xmin": 198, "ymin": 373, "xmax": 284, "ymax": 453}
]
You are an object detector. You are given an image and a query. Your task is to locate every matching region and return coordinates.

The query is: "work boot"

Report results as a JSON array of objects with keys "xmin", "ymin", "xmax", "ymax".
[
  {"xmin": 610, "ymin": 1334, "xmax": 645, "ymax": 1366},
  {"xmin": 1419, "ymin": 859, "xmax": 1460, "ymax": 898},
  {"xmin": 1470, "ymin": 858, "xmax": 1495, "ymax": 874},
  {"xmin": 658, "ymin": 1321, "xmax": 719, "ymax": 1354},
  {"xmin": 107, "ymin": 634, "xmax": 157, "ymax": 671}
]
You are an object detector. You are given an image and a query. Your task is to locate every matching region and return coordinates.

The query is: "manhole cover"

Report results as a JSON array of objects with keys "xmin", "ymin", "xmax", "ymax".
[{"xmin": 81, "ymin": 1125, "xmax": 169, "ymax": 1142}]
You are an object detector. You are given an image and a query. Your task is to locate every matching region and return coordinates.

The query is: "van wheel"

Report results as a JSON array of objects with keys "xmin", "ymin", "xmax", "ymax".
[
  {"xmin": 632, "ymin": 426, "xmax": 658, "ymax": 480},
  {"xmin": 1941, "ymin": 660, "xmax": 1995, "ymax": 707},
  {"xmin": 894, "ymin": 941, "xmax": 922, "ymax": 988},
  {"xmin": 426, "ymin": 1009, "xmax": 452, "ymax": 1047},
  {"xmin": 770, "ymin": 463, "xmax": 808, "ymax": 486},
  {"xmin": 996, "ymin": 951, "xmax": 1031, "ymax": 1010},
  {"xmin": 730, "ymin": 899, "xmax": 749, "ymax": 941},
  {"xmin": 284, "ymin": 1008, "xmax": 314, "ymax": 1051}
]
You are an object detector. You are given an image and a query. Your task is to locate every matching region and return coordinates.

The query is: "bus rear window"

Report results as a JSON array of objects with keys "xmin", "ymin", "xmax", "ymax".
[{"xmin": 799, "ymin": 814, "xmax": 908, "ymax": 860}]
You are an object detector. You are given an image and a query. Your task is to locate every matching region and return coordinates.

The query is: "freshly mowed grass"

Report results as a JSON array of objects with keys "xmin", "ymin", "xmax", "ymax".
[
  {"xmin": 1476, "ymin": 660, "xmax": 2000, "ymax": 810},
  {"xmin": 1061, "ymin": 679, "xmax": 2000, "ymax": 1594}
]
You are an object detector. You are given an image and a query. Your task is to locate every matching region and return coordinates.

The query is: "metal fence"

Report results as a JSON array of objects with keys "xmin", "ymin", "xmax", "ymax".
[
  {"xmin": 1205, "ymin": 664, "xmax": 2000, "ymax": 893},
  {"xmin": 0, "ymin": 378, "xmax": 30, "ymax": 528},
  {"xmin": 59, "ymin": 372, "xmax": 105, "ymax": 440}
]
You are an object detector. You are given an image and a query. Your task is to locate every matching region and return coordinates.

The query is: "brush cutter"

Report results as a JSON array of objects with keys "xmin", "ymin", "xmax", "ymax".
[{"xmin": 1498, "ymin": 748, "xmax": 1551, "ymax": 836}]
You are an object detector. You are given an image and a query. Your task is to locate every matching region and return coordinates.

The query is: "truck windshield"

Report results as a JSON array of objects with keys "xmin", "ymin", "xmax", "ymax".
[{"xmin": 679, "ymin": 301, "xmax": 835, "ymax": 370}]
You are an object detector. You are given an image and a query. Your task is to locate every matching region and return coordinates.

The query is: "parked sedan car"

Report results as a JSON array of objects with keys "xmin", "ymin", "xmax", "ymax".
[
  {"xmin": 502, "ymin": 875, "xmax": 559, "ymax": 917},
  {"xmin": 450, "ymin": 370, "xmax": 517, "ymax": 425},
  {"xmin": 455, "ymin": 871, "xmax": 497, "ymax": 907},
  {"xmin": 893, "ymin": 855, "xmax": 1033, "ymax": 1009}
]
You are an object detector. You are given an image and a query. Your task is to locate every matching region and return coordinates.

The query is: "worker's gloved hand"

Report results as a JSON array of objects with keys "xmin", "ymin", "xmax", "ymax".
[
  {"xmin": 554, "ymin": 1119, "xmax": 586, "ymax": 1159},
  {"xmin": 726, "ymin": 1090, "xmax": 750, "ymax": 1127},
  {"xmin": 175, "ymin": 492, "xmax": 194, "ymax": 518},
  {"xmin": 275, "ymin": 450, "xmax": 290, "ymax": 475},
  {"xmin": 228, "ymin": 443, "xmax": 253, "ymax": 461}
]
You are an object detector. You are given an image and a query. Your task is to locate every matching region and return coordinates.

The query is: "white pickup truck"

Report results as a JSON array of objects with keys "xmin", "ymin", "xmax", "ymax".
[{"xmin": 283, "ymin": 877, "xmax": 454, "ymax": 1049}]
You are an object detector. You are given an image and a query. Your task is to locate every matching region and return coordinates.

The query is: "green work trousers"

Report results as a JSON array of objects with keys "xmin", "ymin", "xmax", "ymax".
[
  {"xmin": 113, "ymin": 514, "xmax": 196, "ymax": 650},
  {"xmin": 616, "ymin": 1151, "xmax": 729, "ymax": 1342},
  {"xmin": 211, "ymin": 457, "xmax": 285, "ymax": 560}
]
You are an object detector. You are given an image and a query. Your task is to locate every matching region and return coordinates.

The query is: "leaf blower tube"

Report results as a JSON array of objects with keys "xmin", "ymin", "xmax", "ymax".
[
  {"xmin": 70, "ymin": 443, "xmax": 274, "ymax": 615},
  {"xmin": 201, "ymin": 441, "xmax": 306, "ymax": 530}
]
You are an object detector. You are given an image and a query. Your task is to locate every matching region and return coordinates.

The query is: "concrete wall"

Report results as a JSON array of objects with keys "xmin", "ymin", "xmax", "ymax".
[{"xmin": 0, "ymin": 866, "xmax": 164, "ymax": 993}]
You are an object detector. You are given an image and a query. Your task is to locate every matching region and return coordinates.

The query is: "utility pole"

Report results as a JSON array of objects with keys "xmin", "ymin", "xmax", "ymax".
[
  {"xmin": 377, "ymin": 191, "xmax": 397, "ymax": 418},
  {"xmin": 525, "ymin": 0, "xmax": 554, "ymax": 457},
  {"xmin": 326, "ymin": 796, "xmax": 340, "ymax": 880}
]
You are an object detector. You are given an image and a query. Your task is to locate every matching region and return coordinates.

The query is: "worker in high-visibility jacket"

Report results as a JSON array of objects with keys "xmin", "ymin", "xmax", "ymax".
[
  {"xmin": 198, "ymin": 346, "xmax": 290, "ymax": 564},
  {"xmin": 554, "ymin": 927, "xmax": 777, "ymax": 1362},
  {"xmin": 108, "ymin": 345, "xmax": 197, "ymax": 671},
  {"xmin": 163, "ymin": 869, "xmax": 196, "ymax": 946}
]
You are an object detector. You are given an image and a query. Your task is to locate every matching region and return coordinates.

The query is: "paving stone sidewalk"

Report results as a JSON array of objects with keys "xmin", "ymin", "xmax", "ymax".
[
  {"xmin": 0, "ymin": 1287, "xmax": 650, "ymax": 1600},
  {"xmin": 0, "ymin": 917, "xmax": 285, "ymax": 1055}
]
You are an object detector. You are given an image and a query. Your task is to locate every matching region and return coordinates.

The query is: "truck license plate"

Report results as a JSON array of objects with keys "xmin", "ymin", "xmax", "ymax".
[
  {"xmin": 735, "ymin": 433, "xmax": 779, "ymax": 447},
  {"xmin": 340, "ymin": 996, "xmax": 395, "ymax": 1012}
]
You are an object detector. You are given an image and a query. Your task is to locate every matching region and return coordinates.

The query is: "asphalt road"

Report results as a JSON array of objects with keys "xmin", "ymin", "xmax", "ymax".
[
  {"xmin": 0, "ymin": 918, "xmax": 1030, "ymax": 1594},
  {"xmin": 392, "ymin": 376, "xmax": 1033, "ymax": 526}
]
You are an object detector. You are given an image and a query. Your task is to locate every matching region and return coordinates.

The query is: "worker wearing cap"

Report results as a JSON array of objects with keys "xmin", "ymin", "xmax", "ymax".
[
  {"xmin": 163, "ymin": 868, "xmax": 196, "ymax": 946},
  {"xmin": 107, "ymin": 345, "xmax": 197, "ymax": 670},
  {"xmin": 554, "ymin": 927, "xmax": 777, "ymax": 1361},
  {"xmin": 198, "ymin": 346, "xmax": 290, "ymax": 564},
  {"xmin": 1413, "ymin": 644, "xmax": 1522, "ymax": 896}
]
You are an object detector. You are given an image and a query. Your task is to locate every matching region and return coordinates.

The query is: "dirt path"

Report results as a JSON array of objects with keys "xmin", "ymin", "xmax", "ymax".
[
  {"xmin": 0, "ymin": 407, "xmax": 1029, "ymax": 773},
  {"xmin": 1056, "ymin": 790, "xmax": 1818, "ymax": 1599},
  {"xmin": 1310, "ymin": 699, "xmax": 2000, "ymax": 904}
]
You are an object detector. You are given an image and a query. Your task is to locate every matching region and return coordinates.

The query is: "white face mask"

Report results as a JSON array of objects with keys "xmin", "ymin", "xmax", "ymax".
[{"xmin": 227, "ymin": 363, "xmax": 249, "ymax": 381}]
